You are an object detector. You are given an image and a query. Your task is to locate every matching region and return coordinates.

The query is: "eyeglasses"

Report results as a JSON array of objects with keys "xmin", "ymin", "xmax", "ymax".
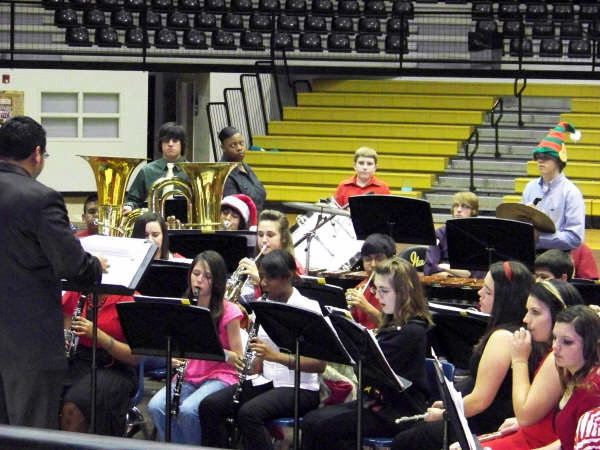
[{"xmin": 43, "ymin": 152, "xmax": 50, "ymax": 160}]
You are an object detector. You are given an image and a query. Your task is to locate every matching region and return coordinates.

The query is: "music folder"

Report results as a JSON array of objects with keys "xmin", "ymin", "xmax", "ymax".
[
  {"xmin": 135, "ymin": 259, "xmax": 190, "ymax": 298},
  {"xmin": 296, "ymin": 275, "xmax": 348, "ymax": 312}
]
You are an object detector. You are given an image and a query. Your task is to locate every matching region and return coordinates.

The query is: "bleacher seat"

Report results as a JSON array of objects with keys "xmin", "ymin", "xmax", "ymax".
[
  {"xmin": 278, "ymin": 14, "xmax": 300, "ymax": 32},
  {"xmin": 472, "ymin": 2, "xmax": 493, "ymax": 20},
  {"xmin": 125, "ymin": 27, "xmax": 149, "ymax": 46},
  {"xmin": 332, "ymin": 16, "xmax": 354, "ymax": 32},
  {"xmin": 222, "ymin": 13, "xmax": 244, "ymax": 31},
  {"xmin": 356, "ymin": 33, "xmax": 379, "ymax": 52},
  {"xmin": 387, "ymin": 17, "xmax": 409, "ymax": 35},
  {"xmin": 364, "ymin": 0, "xmax": 386, "ymax": 18},
  {"xmin": 305, "ymin": 15, "xmax": 327, "ymax": 32},
  {"xmin": 212, "ymin": 29, "xmax": 237, "ymax": 49},
  {"xmin": 111, "ymin": 9, "xmax": 134, "ymax": 29},
  {"xmin": 258, "ymin": 0, "xmax": 281, "ymax": 14},
  {"xmin": 272, "ymin": 31, "xmax": 294, "ymax": 49},
  {"xmin": 155, "ymin": 28, "xmax": 178, "ymax": 48},
  {"xmin": 95, "ymin": 26, "xmax": 121, "ymax": 46},
  {"xmin": 502, "ymin": 20, "xmax": 523, "ymax": 38},
  {"xmin": 299, "ymin": 32, "xmax": 323, "ymax": 51},
  {"xmin": 539, "ymin": 38, "xmax": 562, "ymax": 57},
  {"xmin": 178, "ymin": 0, "xmax": 201, "ymax": 12},
  {"xmin": 532, "ymin": 22, "xmax": 554, "ymax": 39},
  {"xmin": 392, "ymin": 0, "xmax": 413, "ymax": 18},
  {"xmin": 43, "ymin": 0, "xmax": 65, "ymax": 10},
  {"xmin": 241, "ymin": 30, "xmax": 265, "ymax": 49},
  {"xmin": 249, "ymin": 13, "xmax": 274, "ymax": 31},
  {"xmin": 385, "ymin": 33, "xmax": 407, "ymax": 53},
  {"xmin": 69, "ymin": 0, "xmax": 92, "ymax": 10},
  {"xmin": 359, "ymin": 17, "xmax": 381, "ymax": 34},
  {"xmin": 55, "ymin": 8, "xmax": 79, "ymax": 27},
  {"xmin": 66, "ymin": 26, "xmax": 92, "ymax": 45},
  {"xmin": 338, "ymin": 0, "xmax": 360, "ymax": 17},
  {"xmin": 97, "ymin": 0, "xmax": 120, "ymax": 12},
  {"xmin": 195, "ymin": 12, "xmax": 217, "ymax": 31},
  {"xmin": 152, "ymin": 0, "xmax": 173, "ymax": 12},
  {"xmin": 327, "ymin": 33, "xmax": 351, "ymax": 51},
  {"xmin": 141, "ymin": 10, "xmax": 162, "ymax": 29},
  {"xmin": 560, "ymin": 22, "xmax": 582, "ymax": 39},
  {"xmin": 568, "ymin": 39, "xmax": 592, "ymax": 58},
  {"xmin": 183, "ymin": 29, "xmax": 208, "ymax": 48},
  {"xmin": 232, "ymin": 0, "xmax": 254, "ymax": 14},
  {"xmin": 312, "ymin": 0, "xmax": 334, "ymax": 16},
  {"xmin": 580, "ymin": 4, "xmax": 600, "ymax": 23},
  {"xmin": 168, "ymin": 11, "xmax": 190, "ymax": 29},
  {"xmin": 123, "ymin": 0, "xmax": 146, "ymax": 12},
  {"xmin": 588, "ymin": 21, "xmax": 600, "ymax": 39},
  {"xmin": 552, "ymin": 4, "xmax": 574, "ymax": 22},
  {"xmin": 205, "ymin": 0, "xmax": 227, "ymax": 14},
  {"xmin": 498, "ymin": 3, "xmax": 519, "ymax": 20},
  {"xmin": 83, "ymin": 8, "xmax": 107, "ymax": 28},
  {"xmin": 525, "ymin": 3, "xmax": 548, "ymax": 22},
  {"xmin": 509, "ymin": 37, "xmax": 533, "ymax": 56},
  {"xmin": 286, "ymin": 0, "xmax": 308, "ymax": 15}
]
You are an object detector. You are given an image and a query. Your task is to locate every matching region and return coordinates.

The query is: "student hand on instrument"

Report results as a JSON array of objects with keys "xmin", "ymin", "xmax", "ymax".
[
  {"xmin": 172, "ymin": 358, "xmax": 187, "ymax": 368},
  {"xmin": 122, "ymin": 205, "xmax": 133, "ymax": 215},
  {"xmin": 431, "ymin": 400, "xmax": 444, "ymax": 409},
  {"xmin": 250, "ymin": 337, "xmax": 276, "ymax": 362},
  {"xmin": 498, "ymin": 417, "xmax": 519, "ymax": 434},
  {"xmin": 345, "ymin": 289, "xmax": 369, "ymax": 311},
  {"xmin": 226, "ymin": 351, "xmax": 245, "ymax": 372},
  {"xmin": 511, "ymin": 327, "xmax": 532, "ymax": 362},
  {"xmin": 97, "ymin": 255, "xmax": 110, "ymax": 273},
  {"xmin": 424, "ymin": 407, "xmax": 444, "ymax": 422},
  {"xmin": 238, "ymin": 258, "xmax": 260, "ymax": 285},
  {"xmin": 72, "ymin": 316, "xmax": 94, "ymax": 338}
]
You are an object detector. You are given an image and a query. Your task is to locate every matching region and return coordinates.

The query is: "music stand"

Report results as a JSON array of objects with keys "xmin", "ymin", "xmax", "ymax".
[
  {"xmin": 296, "ymin": 276, "xmax": 348, "ymax": 312},
  {"xmin": 251, "ymin": 301, "xmax": 354, "ymax": 449},
  {"xmin": 62, "ymin": 235, "xmax": 156, "ymax": 433},
  {"xmin": 349, "ymin": 195, "xmax": 436, "ymax": 245},
  {"xmin": 136, "ymin": 260, "xmax": 190, "ymax": 298},
  {"xmin": 430, "ymin": 351, "xmax": 482, "ymax": 450},
  {"xmin": 326, "ymin": 308, "xmax": 413, "ymax": 450},
  {"xmin": 446, "ymin": 217, "xmax": 536, "ymax": 272},
  {"xmin": 168, "ymin": 230, "xmax": 252, "ymax": 273},
  {"xmin": 117, "ymin": 299, "xmax": 225, "ymax": 442}
]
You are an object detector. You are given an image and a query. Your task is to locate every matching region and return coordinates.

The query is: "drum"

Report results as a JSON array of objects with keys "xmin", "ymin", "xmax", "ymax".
[{"xmin": 292, "ymin": 211, "xmax": 362, "ymax": 273}]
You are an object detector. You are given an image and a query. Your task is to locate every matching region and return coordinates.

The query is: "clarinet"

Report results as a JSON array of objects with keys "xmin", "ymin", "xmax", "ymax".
[
  {"xmin": 227, "ymin": 293, "xmax": 266, "ymax": 447},
  {"xmin": 65, "ymin": 293, "xmax": 88, "ymax": 359},
  {"xmin": 170, "ymin": 288, "xmax": 198, "ymax": 417}
]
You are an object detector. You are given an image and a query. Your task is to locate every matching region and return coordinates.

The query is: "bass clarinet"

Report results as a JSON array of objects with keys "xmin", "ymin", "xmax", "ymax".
[
  {"xmin": 65, "ymin": 293, "xmax": 88, "ymax": 359},
  {"xmin": 170, "ymin": 288, "xmax": 198, "ymax": 417}
]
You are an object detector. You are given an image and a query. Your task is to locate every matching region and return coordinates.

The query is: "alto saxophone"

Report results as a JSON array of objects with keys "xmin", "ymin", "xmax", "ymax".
[
  {"xmin": 170, "ymin": 288, "xmax": 198, "ymax": 417},
  {"xmin": 224, "ymin": 245, "xmax": 267, "ymax": 304},
  {"xmin": 65, "ymin": 293, "xmax": 88, "ymax": 359}
]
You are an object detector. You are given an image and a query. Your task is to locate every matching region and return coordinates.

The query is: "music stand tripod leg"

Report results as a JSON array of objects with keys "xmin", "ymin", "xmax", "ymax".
[{"xmin": 165, "ymin": 336, "xmax": 173, "ymax": 443}]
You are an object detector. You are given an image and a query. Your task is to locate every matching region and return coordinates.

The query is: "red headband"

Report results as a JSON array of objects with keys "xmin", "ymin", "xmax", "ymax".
[{"xmin": 503, "ymin": 261, "xmax": 512, "ymax": 281}]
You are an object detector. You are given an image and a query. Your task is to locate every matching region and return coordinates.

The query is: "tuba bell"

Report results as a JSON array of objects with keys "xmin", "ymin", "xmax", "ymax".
[{"xmin": 79, "ymin": 155, "xmax": 146, "ymax": 237}]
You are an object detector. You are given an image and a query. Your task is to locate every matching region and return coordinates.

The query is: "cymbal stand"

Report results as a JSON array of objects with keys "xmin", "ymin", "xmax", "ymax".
[{"xmin": 303, "ymin": 209, "xmax": 335, "ymax": 272}]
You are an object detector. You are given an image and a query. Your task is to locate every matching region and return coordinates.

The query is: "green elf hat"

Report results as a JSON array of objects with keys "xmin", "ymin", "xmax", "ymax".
[{"xmin": 533, "ymin": 121, "xmax": 581, "ymax": 164}]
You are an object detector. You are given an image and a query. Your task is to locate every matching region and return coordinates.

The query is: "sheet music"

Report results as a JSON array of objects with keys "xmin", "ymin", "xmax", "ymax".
[
  {"xmin": 431, "ymin": 349, "xmax": 479, "ymax": 450},
  {"xmin": 80, "ymin": 235, "xmax": 156, "ymax": 287},
  {"xmin": 429, "ymin": 301, "xmax": 491, "ymax": 321}
]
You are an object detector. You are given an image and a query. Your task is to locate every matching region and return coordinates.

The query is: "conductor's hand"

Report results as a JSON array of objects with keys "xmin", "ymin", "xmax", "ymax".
[
  {"xmin": 227, "ymin": 351, "xmax": 245, "ymax": 372},
  {"xmin": 250, "ymin": 337, "xmax": 276, "ymax": 362},
  {"xmin": 97, "ymin": 255, "xmax": 110, "ymax": 273}
]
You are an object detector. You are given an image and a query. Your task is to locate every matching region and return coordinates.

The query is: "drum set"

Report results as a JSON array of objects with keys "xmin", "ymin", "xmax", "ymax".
[{"xmin": 287, "ymin": 199, "xmax": 363, "ymax": 273}]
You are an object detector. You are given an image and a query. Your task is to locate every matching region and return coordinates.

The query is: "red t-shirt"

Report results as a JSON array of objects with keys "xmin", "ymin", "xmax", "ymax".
[
  {"xmin": 350, "ymin": 278, "xmax": 381, "ymax": 330},
  {"xmin": 62, "ymin": 291, "xmax": 134, "ymax": 347},
  {"xmin": 572, "ymin": 244, "xmax": 599, "ymax": 280},
  {"xmin": 333, "ymin": 175, "xmax": 390, "ymax": 208}
]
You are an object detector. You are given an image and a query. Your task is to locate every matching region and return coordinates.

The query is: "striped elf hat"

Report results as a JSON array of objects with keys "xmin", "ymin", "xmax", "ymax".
[{"xmin": 533, "ymin": 121, "xmax": 581, "ymax": 164}]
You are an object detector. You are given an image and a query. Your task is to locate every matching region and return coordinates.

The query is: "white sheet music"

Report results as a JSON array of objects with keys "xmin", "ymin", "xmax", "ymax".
[
  {"xmin": 80, "ymin": 235, "xmax": 157, "ymax": 287},
  {"xmin": 431, "ymin": 349, "xmax": 479, "ymax": 450},
  {"xmin": 428, "ymin": 302, "xmax": 491, "ymax": 321}
]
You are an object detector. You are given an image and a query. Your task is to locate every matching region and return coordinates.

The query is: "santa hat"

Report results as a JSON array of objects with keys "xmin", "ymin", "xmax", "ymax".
[
  {"xmin": 221, "ymin": 194, "xmax": 258, "ymax": 229},
  {"xmin": 533, "ymin": 121, "xmax": 581, "ymax": 165}
]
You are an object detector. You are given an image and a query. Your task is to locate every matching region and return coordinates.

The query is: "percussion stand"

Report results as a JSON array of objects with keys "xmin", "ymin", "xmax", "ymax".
[{"xmin": 302, "ymin": 211, "xmax": 337, "ymax": 272}]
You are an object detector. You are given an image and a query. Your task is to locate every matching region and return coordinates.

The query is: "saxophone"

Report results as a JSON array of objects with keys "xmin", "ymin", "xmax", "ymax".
[
  {"xmin": 224, "ymin": 245, "xmax": 267, "ymax": 304},
  {"xmin": 65, "ymin": 293, "xmax": 88, "ymax": 359},
  {"xmin": 170, "ymin": 288, "xmax": 198, "ymax": 417}
]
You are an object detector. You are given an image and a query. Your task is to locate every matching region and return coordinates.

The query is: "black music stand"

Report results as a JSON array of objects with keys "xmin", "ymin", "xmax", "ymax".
[
  {"xmin": 168, "ymin": 230, "xmax": 252, "ymax": 273},
  {"xmin": 251, "ymin": 301, "xmax": 354, "ymax": 449},
  {"xmin": 117, "ymin": 299, "xmax": 224, "ymax": 443},
  {"xmin": 349, "ymin": 195, "xmax": 436, "ymax": 245},
  {"xmin": 136, "ymin": 260, "xmax": 190, "ymax": 298},
  {"xmin": 428, "ymin": 302, "xmax": 489, "ymax": 370},
  {"xmin": 446, "ymin": 217, "xmax": 536, "ymax": 272},
  {"xmin": 430, "ymin": 351, "xmax": 482, "ymax": 450},
  {"xmin": 296, "ymin": 276, "xmax": 348, "ymax": 312},
  {"xmin": 62, "ymin": 235, "xmax": 156, "ymax": 433},
  {"xmin": 326, "ymin": 308, "xmax": 413, "ymax": 450}
]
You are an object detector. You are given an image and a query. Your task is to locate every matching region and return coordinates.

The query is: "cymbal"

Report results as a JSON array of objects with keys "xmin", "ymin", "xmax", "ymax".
[
  {"xmin": 283, "ymin": 201, "xmax": 351, "ymax": 217},
  {"xmin": 495, "ymin": 203, "xmax": 556, "ymax": 233}
]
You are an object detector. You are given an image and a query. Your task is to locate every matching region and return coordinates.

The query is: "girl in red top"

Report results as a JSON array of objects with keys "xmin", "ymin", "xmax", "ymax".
[{"xmin": 60, "ymin": 291, "xmax": 139, "ymax": 436}]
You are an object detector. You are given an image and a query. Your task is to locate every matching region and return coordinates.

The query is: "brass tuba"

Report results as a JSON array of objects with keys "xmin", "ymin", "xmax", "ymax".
[{"xmin": 79, "ymin": 155, "xmax": 146, "ymax": 237}]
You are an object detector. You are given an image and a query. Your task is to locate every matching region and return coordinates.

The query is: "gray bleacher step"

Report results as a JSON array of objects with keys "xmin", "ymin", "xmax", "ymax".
[
  {"xmin": 484, "ymin": 112, "xmax": 561, "ymax": 126},
  {"xmin": 476, "ymin": 127, "xmax": 548, "ymax": 141},
  {"xmin": 475, "ymin": 143, "xmax": 537, "ymax": 157},
  {"xmin": 436, "ymin": 175, "xmax": 517, "ymax": 190},
  {"xmin": 500, "ymin": 96, "xmax": 571, "ymax": 111},
  {"xmin": 449, "ymin": 159, "xmax": 527, "ymax": 173},
  {"xmin": 425, "ymin": 192, "xmax": 506, "ymax": 210}
]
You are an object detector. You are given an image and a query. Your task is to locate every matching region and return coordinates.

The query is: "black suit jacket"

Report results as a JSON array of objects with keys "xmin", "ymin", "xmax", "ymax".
[{"xmin": 0, "ymin": 162, "xmax": 102, "ymax": 370}]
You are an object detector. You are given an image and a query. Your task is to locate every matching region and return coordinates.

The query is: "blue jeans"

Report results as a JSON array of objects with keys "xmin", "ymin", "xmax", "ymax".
[{"xmin": 148, "ymin": 378, "xmax": 228, "ymax": 444}]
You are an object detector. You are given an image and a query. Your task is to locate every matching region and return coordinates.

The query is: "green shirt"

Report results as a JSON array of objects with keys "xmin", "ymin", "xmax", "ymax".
[{"xmin": 125, "ymin": 157, "xmax": 189, "ymax": 209}]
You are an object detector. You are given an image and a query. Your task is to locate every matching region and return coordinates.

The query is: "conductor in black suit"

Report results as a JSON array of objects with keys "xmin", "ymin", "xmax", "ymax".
[{"xmin": 0, "ymin": 116, "xmax": 106, "ymax": 429}]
